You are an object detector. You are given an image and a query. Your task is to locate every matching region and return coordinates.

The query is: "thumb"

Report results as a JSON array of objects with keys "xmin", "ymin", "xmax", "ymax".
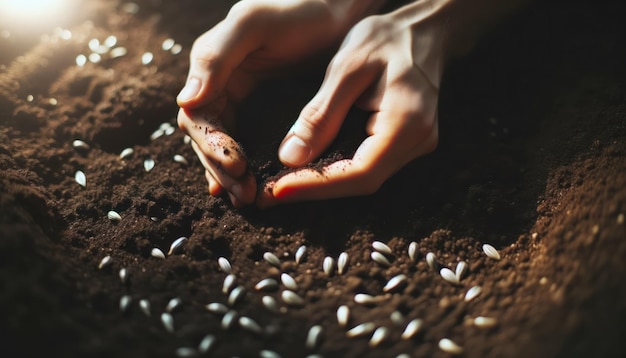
[
  {"xmin": 278, "ymin": 54, "xmax": 380, "ymax": 167},
  {"xmin": 177, "ymin": 9, "xmax": 263, "ymax": 108}
]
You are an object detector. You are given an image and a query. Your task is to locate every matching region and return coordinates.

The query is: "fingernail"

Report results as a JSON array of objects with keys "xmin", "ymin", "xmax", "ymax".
[
  {"xmin": 279, "ymin": 135, "xmax": 311, "ymax": 166},
  {"xmin": 177, "ymin": 77, "xmax": 201, "ymax": 102},
  {"xmin": 231, "ymin": 183, "xmax": 243, "ymax": 201}
]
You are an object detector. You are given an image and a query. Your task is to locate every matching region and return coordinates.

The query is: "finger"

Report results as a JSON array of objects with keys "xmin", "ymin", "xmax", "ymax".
[
  {"xmin": 178, "ymin": 105, "xmax": 248, "ymax": 178},
  {"xmin": 205, "ymin": 170, "xmax": 223, "ymax": 196},
  {"xmin": 177, "ymin": 5, "xmax": 265, "ymax": 108},
  {"xmin": 192, "ymin": 141, "xmax": 257, "ymax": 205},
  {"xmin": 278, "ymin": 51, "xmax": 382, "ymax": 167}
]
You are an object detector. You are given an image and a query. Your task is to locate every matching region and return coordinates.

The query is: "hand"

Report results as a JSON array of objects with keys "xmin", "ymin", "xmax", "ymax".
[
  {"xmin": 177, "ymin": 0, "xmax": 386, "ymax": 207},
  {"xmin": 258, "ymin": 1, "xmax": 449, "ymax": 207}
]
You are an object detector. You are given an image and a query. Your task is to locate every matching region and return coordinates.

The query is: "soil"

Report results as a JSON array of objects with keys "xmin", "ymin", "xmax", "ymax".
[{"xmin": 1, "ymin": 0, "xmax": 625, "ymax": 357}]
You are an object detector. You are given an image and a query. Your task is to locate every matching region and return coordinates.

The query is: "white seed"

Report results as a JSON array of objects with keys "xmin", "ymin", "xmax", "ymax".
[
  {"xmin": 98, "ymin": 255, "xmax": 112, "ymax": 269},
  {"xmin": 383, "ymin": 274, "xmax": 407, "ymax": 293},
  {"xmin": 119, "ymin": 147, "xmax": 134, "ymax": 159},
  {"xmin": 171, "ymin": 43, "xmax": 182, "ymax": 55},
  {"xmin": 168, "ymin": 236, "xmax": 188, "ymax": 255},
  {"xmin": 323, "ymin": 256, "xmax": 335, "ymax": 276},
  {"xmin": 354, "ymin": 293, "xmax": 377, "ymax": 305},
  {"xmin": 88, "ymin": 38, "xmax": 100, "ymax": 51},
  {"xmin": 151, "ymin": 248, "xmax": 165, "ymax": 259},
  {"xmin": 88, "ymin": 53, "xmax": 101, "ymax": 63},
  {"xmin": 390, "ymin": 311, "xmax": 405, "ymax": 326},
  {"xmin": 107, "ymin": 210, "xmax": 122, "ymax": 221},
  {"xmin": 396, "ymin": 355, "xmax": 411, "ymax": 358},
  {"xmin": 281, "ymin": 290, "xmax": 305, "ymax": 307},
  {"xmin": 346, "ymin": 322, "xmax": 376, "ymax": 338},
  {"xmin": 227, "ymin": 286, "xmax": 246, "ymax": 307},
  {"xmin": 206, "ymin": 302, "xmax": 228, "ymax": 315},
  {"xmin": 337, "ymin": 305, "xmax": 350, "ymax": 327},
  {"xmin": 222, "ymin": 274, "xmax": 237, "ymax": 294},
  {"xmin": 75, "ymin": 170, "xmax": 86, "ymax": 187},
  {"xmin": 370, "ymin": 252, "xmax": 391, "ymax": 267},
  {"xmin": 482, "ymin": 244, "xmax": 501, "ymax": 260},
  {"xmin": 119, "ymin": 295, "xmax": 132, "ymax": 312},
  {"xmin": 141, "ymin": 52, "xmax": 154, "ymax": 65},
  {"xmin": 259, "ymin": 350, "xmax": 281, "ymax": 358},
  {"xmin": 173, "ymin": 154, "xmax": 188, "ymax": 165},
  {"xmin": 262, "ymin": 295, "xmax": 279, "ymax": 313},
  {"xmin": 72, "ymin": 139, "xmax": 89, "ymax": 149},
  {"xmin": 110, "ymin": 47, "xmax": 127, "ymax": 58},
  {"xmin": 198, "ymin": 334, "xmax": 216, "ymax": 353},
  {"xmin": 372, "ymin": 241, "xmax": 392, "ymax": 255},
  {"xmin": 401, "ymin": 319, "xmax": 423, "ymax": 339},
  {"xmin": 369, "ymin": 327, "xmax": 389, "ymax": 347},
  {"xmin": 337, "ymin": 252, "xmax": 349, "ymax": 275},
  {"xmin": 440, "ymin": 268, "xmax": 459, "ymax": 285},
  {"xmin": 139, "ymin": 299, "xmax": 151, "ymax": 317},
  {"xmin": 295, "ymin": 245, "xmax": 307, "ymax": 264},
  {"xmin": 408, "ymin": 242, "xmax": 418, "ymax": 262},
  {"xmin": 104, "ymin": 35, "xmax": 117, "ymax": 48},
  {"xmin": 255, "ymin": 278, "xmax": 279, "ymax": 292},
  {"xmin": 218, "ymin": 257, "xmax": 232, "ymax": 273},
  {"xmin": 306, "ymin": 325, "xmax": 323, "ymax": 349},
  {"xmin": 239, "ymin": 316, "xmax": 263, "ymax": 334},
  {"xmin": 75, "ymin": 54, "xmax": 87, "ymax": 67},
  {"xmin": 175, "ymin": 347, "xmax": 197, "ymax": 358},
  {"xmin": 161, "ymin": 312, "xmax": 175, "ymax": 333},
  {"xmin": 426, "ymin": 252, "xmax": 437, "ymax": 270},
  {"xmin": 263, "ymin": 252, "xmax": 281, "ymax": 267},
  {"xmin": 221, "ymin": 310, "xmax": 237, "ymax": 330},
  {"xmin": 119, "ymin": 268, "xmax": 128, "ymax": 284},
  {"xmin": 464, "ymin": 285, "xmax": 482, "ymax": 302},
  {"xmin": 144, "ymin": 158, "xmax": 155, "ymax": 172},
  {"xmin": 439, "ymin": 338, "xmax": 463, "ymax": 354},
  {"xmin": 162, "ymin": 38, "xmax": 175, "ymax": 51},
  {"xmin": 121, "ymin": 2, "xmax": 139, "ymax": 14},
  {"xmin": 280, "ymin": 273, "xmax": 298, "ymax": 291},
  {"xmin": 183, "ymin": 135, "xmax": 192, "ymax": 145},
  {"xmin": 455, "ymin": 261, "xmax": 468, "ymax": 281},
  {"xmin": 166, "ymin": 297, "xmax": 182, "ymax": 313},
  {"xmin": 473, "ymin": 316, "xmax": 497, "ymax": 328}
]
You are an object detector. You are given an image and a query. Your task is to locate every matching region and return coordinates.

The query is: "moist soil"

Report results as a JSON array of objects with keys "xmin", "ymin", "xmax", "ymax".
[{"xmin": 1, "ymin": 1, "xmax": 625, "ymax": 357}]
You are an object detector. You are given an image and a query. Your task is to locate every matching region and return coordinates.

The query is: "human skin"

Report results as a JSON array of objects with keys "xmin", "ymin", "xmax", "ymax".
[{"xmin": 177, "ymin": 0, "xmax": 526, "ymax": 208}]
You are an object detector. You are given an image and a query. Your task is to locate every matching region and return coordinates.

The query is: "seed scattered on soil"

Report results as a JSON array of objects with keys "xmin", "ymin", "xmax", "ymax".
[
  {"xmin": 383, "ymin": 274, "xmax": 407, "ymax": 293},
  {"xmin": 259, "ymin": 350, "xmax": 281, "ymax": 358},
  {"xmin": 89, "ymin": 53, "xmax": 101, "ymax": 63},
  {"xmin": 262, "ymin": 295, "xmax": 279, "ymax": 313},
  {"xmin": 239, "ymin": 316, "xmax": 263, "ymax": 335},
  {"xmin": 218, "ymin": 257, "xmax": 232, "ymax": 273},
  {"xmin": 198, "ymin": 334, "xmax": 216, "ymax": 353},
  {"xmin": 354, "ymin": 293, "xmax": 377, "ymax": 305},
  {"xmin": 166, "ymin": 297, "xmax": 182, "ymax": 313},
  {"xmin": 390, "ymin": 311, "xmax": 405, "ymax": 326},
  {"xmin": 104, "ymin": 35, "xmax": 117, "ymax": 48},
  {"xmin": 473, "ymin": 316, "xmax": 497, "ymax": 328},
  {"xmin": 75, "ymin": 170, "xmax": 86, "ymax": 187},
  {"xmin": 401, "ymin": 318, "xmax": 423, "ymax": 339},
  {"xmin": 141, "ymin": 52, "xmax": 154, "ymax": 65},
  {"xmin": 440, "ymin": 268, "xmax": 459, "ymax": 285},
  {"xmin": 139, "ymin": 299, "xmax": 151, "ymax": 317},
  {"xmin": 370, "ymin": 252, "xmax": 391, "ymax": 267},
  {"xmin": 144, "ymin": 158, "xmax": 155, "ymax": 172},
  {"xmin": 173, "ymin": 154, "xmax": 188, "ymax": 165},
  {"xmin": 222, "ymin": 274, "xmax": 237, "ymax": 294},
  {"xmin": 162, "ymin": 38, "xmax": 175, "ymax": 51},
  {"xmin": 119, "ymin": 268, "xmax": 128, "ymax": 284},
  {"xmin": 482, "ymin": 244, "xmax": 501, "ymax": 260},
  {"xmin": 227, "ymin": 286, "xmax": 246, "ymax": 307},
  {"xmin": 98, "ymin": 255, "xmax": 112, "ymax": 269},
  {"xmin": 280, "ymin": 273, "xmax": 298, "ymax": 291},
  {"xmin": 110, "ymin": 47, "xmax": 128, "ymax": 58},
  {"xmin": 426, "ymin": 252, "xmax": 438, "ymax": 270},
  {"xmin": 168, "ymin": 236, "xmax": 188, "ymax": 255},
  {"xmin": 72, "ymin": 139, "xmax": 89, "ymax": 149},
  {"xmin": 337, "ymin": 305, "xmax": 350, "ymax": 327},
  {"xmin": 255, "ymin": 278, "xmax": 278, "ymax": 292},
  {"xmin": 281, "ymin": 290, "xmax": 305, "ymax": 307},
  {"xmin": 295, "ymin": 245, "xmax": 307, "ymax": 264},
  {"xmin": 151, "ymin": 248, "xmax": 165, "ymax": 259},
  {"xmin": 465, "ymin": 285, "xmax": 482, "ymax": 302},
  {"xmin": 438, "ymin": 338, "xmax": 463, "ymax": 354},
  {"xmin": 455, "ymin": 261, "xmax": 468, "ymax": 281},
  {"xmin": 76, "ymin": 54, "xmax": 87, "ymax": 67},
  {"xmin": 346, "ymin": 322, "xmax": 376, "ymax": 338},
  {"xmin": 323, "ymin": 256, "xmax": 335, "ymax": 276},
  {"xmin": 119, "ymin": 295, "xmax": 132, "ymax": 312},
  {"xmin": 221, "ymin": 310, "xmax": 237, "ymax": 330},
  {"xmin": 372, "ymin": 241, "xmax": 392, "ymax": 255},
  {"xmin": 107, "ymin": 210, "xmax": 122, "ymax": 221},
  {"xmin": 369, "ymin": 327, "xmax": 389, "ymax": 347},
  {"xmin": 161, "ymin": 312, "xmax": 175, "ymax": 333},
  {"xmin": 171, "ymin": 44, "xmax": 182, "ymax": 55},
  {"xmin": 206, "ymin": 302, "xmax": 228, "ymax": 314},
  {"xmin": 121, "ymin": 2, "xmax": 140, "ymax": 14},
  {"xmin": 175, "ymin": 347, "xmax": 197, "ymax": 358},
  {"xmin": 337, "ymin": 252, "xmax": 349, "ymax": 275},
  {"xmin": 408, "ymin": 242, "xmax": 418, "ymax": 262},
  {"xmin": 263, "ymin": 252, "xmax": 281, "ymax": 267},
  {"xmin": 119, "ymin": 147, "xmax": 134, "ymax": 159},
  {"xmin": 306, "ymin": 325, "xmax": 323, "ymax": 350}
]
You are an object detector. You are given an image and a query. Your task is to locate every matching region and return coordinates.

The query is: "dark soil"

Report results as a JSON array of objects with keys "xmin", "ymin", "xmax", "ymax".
[{"xmin": 1, "ymin": 1, "xmax": 625, "ymax": 357}]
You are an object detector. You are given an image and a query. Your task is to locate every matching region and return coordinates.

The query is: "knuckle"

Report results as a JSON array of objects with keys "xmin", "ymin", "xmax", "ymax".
[
  {"xmin": 298, "ymin": 104, "xmax": 329, "ymax": 132},
  {"xmin": 176, "ymin": 109, "xmax": 189, "ymax": 132}
]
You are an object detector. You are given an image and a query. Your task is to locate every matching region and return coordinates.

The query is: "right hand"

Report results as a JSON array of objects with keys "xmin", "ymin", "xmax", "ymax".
[{"xmin": 176, "ymin": 0, "xmax": 385, "ymax": 206}]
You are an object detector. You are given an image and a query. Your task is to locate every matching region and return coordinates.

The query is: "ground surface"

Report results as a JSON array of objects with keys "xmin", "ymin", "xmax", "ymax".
[{"xmin": 0, "ymin": 0, "xmax": 625, "ymax": 357}]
